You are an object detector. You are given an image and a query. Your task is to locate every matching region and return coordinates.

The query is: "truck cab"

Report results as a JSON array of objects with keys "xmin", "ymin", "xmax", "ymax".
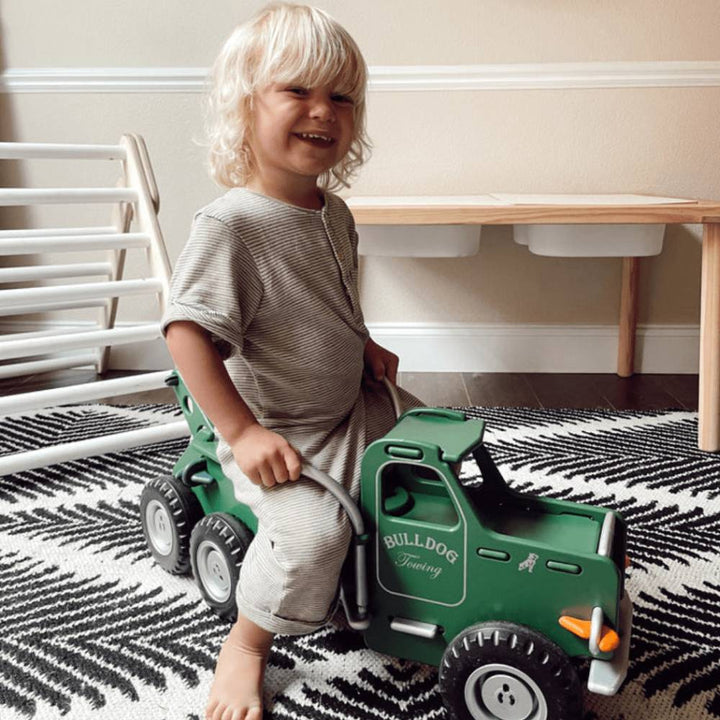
[{"xmin": 360, "ymin": 406, "xmax": 631, "ymax": 715}]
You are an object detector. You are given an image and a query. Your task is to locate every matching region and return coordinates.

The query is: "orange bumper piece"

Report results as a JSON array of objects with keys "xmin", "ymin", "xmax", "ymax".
[{"xmin": 559, "ymin": 615, "xmax": 620, "ymax": 652}]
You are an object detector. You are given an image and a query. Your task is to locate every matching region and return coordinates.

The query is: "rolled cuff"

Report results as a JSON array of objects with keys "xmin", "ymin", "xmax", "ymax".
[
  {"xmin": 235, "ymin": 585, "xmax": 339, "ymax": 636},
  {"xmin": 161, "ymin": 302, "xmax": 242, "ymax": 360}
]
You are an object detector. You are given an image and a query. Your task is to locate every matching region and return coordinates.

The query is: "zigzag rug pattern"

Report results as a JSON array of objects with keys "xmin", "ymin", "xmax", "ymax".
[{"xmin": 0, "ymin": 404, "xmax": 718, "ymax": 719}]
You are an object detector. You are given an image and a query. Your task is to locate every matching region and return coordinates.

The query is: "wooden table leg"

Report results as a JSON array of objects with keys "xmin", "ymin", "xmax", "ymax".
[
  {"xmin": 617, "ymin": 257, "xmax": 639, "ymax": 377},
  {"xmin": 699, "ymin": 223, "xmax": 720, "ymax": 451}
]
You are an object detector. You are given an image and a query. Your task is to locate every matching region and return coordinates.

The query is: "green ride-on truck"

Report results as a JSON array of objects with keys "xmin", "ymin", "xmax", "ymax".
[{"xmin": 140, "ymin": 372, "xmax": 632, "ymax": 720}]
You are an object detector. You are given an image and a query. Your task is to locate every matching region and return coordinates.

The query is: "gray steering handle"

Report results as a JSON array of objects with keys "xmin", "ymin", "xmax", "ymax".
[
  {"xmin": 300, "ymin": 462, "xmax": 369, "ymax": 628},
  {"xmin": 296, "ymin": 377, "xmax": 403, "ymax": 628},
  {"xmin": 300, "ymin": 463, "xmax": 365, "ymax": 535},
  {"xmin": 382, "ymin": 376, "xmax": 403, "ymax": 421}
]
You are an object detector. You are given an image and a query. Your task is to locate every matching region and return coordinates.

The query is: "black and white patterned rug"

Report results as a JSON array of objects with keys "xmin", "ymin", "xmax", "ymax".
[{"xmin": 0, "ymin": 403, "xmax": 719, "ymax": 720}]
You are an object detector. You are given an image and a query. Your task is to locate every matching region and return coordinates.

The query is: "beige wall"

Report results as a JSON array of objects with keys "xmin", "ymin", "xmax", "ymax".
[
  {"xmin": 4, "ymin": 1, "xmax": 720, "ymax": 65},
  {"xmin": 2, "ymin": 1, "xmax": 718, "ymax": 333}
]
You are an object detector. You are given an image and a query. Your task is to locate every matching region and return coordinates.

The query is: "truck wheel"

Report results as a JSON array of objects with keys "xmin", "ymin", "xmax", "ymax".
[
  {"xmin": 190, "ymin": 513, "xmax": 252, "ymax": 621},
  {"xmin": 439, "ymin": 622, "xmax": 582, "ymax": 720},
  {"xmin": 140, "ymin": 475, "xmax": 203, "ymax": 574}
]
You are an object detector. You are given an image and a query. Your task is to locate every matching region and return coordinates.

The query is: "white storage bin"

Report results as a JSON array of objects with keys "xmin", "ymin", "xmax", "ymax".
[
  {"xmin": 357, "ymin": 224, "xmax": 481, "ymax": 257},
  {"xmin": 514, "ymin": 223, "xmax": 665, "ymax": 257}
]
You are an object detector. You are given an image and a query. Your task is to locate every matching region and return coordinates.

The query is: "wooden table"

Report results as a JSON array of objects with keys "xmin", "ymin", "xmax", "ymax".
[{"xmin": 348, "ymin": 195, "xmax": 720, "ymax": 451}]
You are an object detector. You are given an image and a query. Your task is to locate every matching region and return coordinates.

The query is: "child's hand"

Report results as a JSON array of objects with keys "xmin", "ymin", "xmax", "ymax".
[
  {"xmin": 230, "ymin": 424, "xmax": 302, "ymax": 488},
  {"xmin": 363, "ymin": 337, "xmax": 399, "ymax": 386}
]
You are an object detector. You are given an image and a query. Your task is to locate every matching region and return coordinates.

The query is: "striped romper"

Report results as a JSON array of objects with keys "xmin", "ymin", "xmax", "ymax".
[{"xmin": 161, "ymin": 187, "xmax": 420, "ymax": 635}]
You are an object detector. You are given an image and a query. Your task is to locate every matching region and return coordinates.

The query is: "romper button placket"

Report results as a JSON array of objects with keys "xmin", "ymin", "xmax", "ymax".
[{"xmin": 322, "ymin": 215, "xmax": 358, "ymax": 314}]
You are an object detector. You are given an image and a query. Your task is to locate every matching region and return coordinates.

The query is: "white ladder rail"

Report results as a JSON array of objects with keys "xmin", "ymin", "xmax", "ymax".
[
  {"xmin": 0, "ymin": 226, "xmax": 117, "ymax": 237},
  {"xmin": 0, "ymin": 233, "xmax": 151, "ymax": 254},
  {"xmin": 0, "ymin": 371, "xmax": 173, "ymax": 415},
  {"xmin": 0, "ymin": 188, "xmax": 139, "ymax": 206},
  {"xmin": 0, "ymin": 278, "xmax": 163, "ymax": 308},
  {"xmin": 120, "ymin": 134, "xmax": 171, "ymax": 308},
  {"xmin": 0, "ymin": 137, "xmax": 182, "ymax": 476},
  {"xmin": 129, "ymin": 133, "xmax": 160, "ymax": 212},
  {"xmin": 0, "ymin": 324, "xmax": 162, "ymax": 361},
  {"xmin": 0, "ymin": 142, "xmax": 127, "ymax": 160},
  {"xmin": 0, "ymin": 421, "xmax": 190, "ymax": 477},
  {"xmin": 0, "ymin": 372, "xmax": 189, "ymax": 477},
  {"xmin": 0, "ymin": 263, "xmax": 113, "ymax": 282},
  {"xmin": 1, "ymin": 327, "xmax": 87, "ymax": 342},
  {"xmin": 0, "ymin": 354, "xmax": 98, "ymax": 380},
  {"xmin": 99, "ymin": 177, "xmax": 134, "ymax": 374},
  {"xmin": 0, "ymin": 299, "xmax": 110, "ymax": 317}
]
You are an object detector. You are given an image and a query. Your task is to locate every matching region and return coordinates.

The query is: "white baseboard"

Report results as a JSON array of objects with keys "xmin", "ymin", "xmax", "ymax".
[
  {"xmin": 1, "ymin": 320, "xmax": 699, "ymax": 374},
  {"xmin": 366, "ymin": 322, "xmax": 700, "ymax": 374}
]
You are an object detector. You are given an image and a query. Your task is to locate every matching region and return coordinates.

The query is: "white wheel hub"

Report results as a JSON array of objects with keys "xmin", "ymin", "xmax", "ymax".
[
  {"xmin": 146, "ymin": 500, "xmax": 174, "ymax": 556},
  {"xmin": 464, "ymin": 663, "xmax": 547, "ymax": 720},
  {"xmin": 196, "ymin": 540, "xmax": 232, "ymax": 603}
]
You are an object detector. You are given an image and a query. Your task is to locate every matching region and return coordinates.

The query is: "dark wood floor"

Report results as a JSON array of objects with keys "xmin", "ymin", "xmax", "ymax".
[
  {"xmin": 0, "ymin": 368, "xmax": 699, "ymax": 411},
  {"xmin": 402, "ymin": 372, "xmax": 698, "ymax": 411}
]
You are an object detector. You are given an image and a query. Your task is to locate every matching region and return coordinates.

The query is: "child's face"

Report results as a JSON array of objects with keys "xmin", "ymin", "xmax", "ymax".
[{"xmin": 249, "ymin": 83, "xmax": 355, "ymax": 188}]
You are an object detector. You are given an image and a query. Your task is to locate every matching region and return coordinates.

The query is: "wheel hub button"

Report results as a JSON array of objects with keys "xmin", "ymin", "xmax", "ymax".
[{"xmin": 480, "ymin": 673, "xmax": 535, "ymax": 720}]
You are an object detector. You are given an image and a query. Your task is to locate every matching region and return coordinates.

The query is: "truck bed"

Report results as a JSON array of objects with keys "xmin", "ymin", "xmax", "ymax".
[{"xmin": 480, "ymin": 504, "xmax": 601, "ymax": 554}]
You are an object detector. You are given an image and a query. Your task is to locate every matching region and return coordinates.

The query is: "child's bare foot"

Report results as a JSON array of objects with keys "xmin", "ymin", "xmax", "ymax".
[{"xmin": 205, "ymin": 614, "xmax": 274, "ymax": 720}]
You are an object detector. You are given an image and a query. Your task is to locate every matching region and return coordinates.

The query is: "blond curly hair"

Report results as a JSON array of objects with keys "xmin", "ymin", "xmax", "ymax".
[{"xmin": 206, "ymin": 3, "xmax": 371, "ymax": 191}]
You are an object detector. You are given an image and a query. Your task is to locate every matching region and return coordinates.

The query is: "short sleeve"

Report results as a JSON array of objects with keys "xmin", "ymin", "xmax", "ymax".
[{"xmin": 161, "ymin": 212, "xmax": 263, "ymax": 359}]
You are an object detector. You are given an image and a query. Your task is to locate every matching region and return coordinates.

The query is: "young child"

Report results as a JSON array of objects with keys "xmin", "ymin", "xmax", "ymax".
[{"xmin": 161, "ymin": 5, "xmax": 420, "ymax": 720}]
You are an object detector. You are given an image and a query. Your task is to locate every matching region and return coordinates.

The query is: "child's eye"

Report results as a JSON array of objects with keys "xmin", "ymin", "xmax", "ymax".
[
  {"xmin": 286, "ymin": 87, "xmax": 309, "ymax": 96},
  {"xmin": 331, "ymin": 93, "xmax": 354, "ymax": 105}
]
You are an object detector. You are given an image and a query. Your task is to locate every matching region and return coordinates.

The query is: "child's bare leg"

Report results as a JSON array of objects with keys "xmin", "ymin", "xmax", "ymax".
[{"xmin": 205, "ymin": 613, "xmax": 273, "ymax": 720}]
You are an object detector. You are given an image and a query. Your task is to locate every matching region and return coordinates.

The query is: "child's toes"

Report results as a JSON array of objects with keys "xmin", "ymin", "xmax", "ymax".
[
  {"xmin": 207, "ymin": 701, "xmax": 228, "ymax": 720},
  {"xmin": 245, "ymin": 704, "xmax": 263, "ymax": 720}
]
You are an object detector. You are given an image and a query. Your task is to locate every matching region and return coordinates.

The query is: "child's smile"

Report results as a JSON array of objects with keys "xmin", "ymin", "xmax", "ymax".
[{"xmin": 293, "ymin": 132, "xmax": 337, "ymax": 148}]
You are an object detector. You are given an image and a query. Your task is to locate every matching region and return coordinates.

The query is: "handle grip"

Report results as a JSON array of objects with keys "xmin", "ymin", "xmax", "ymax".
[
  {"xmin": 300, "ymin": 463, "xmax": 369, "ymax": 629},
  {"xmin": 295, "ymin": 377, "xmax": 403, "ymax": 628},
  {"xmin": 382, "ymin": 376, "xmax": 403, "ymax": 421}
]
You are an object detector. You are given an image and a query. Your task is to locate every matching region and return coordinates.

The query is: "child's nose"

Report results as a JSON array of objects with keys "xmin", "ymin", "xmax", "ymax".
[{"xmin": 309, "ymin": 96, "xmax": 336, "ymax": 122}]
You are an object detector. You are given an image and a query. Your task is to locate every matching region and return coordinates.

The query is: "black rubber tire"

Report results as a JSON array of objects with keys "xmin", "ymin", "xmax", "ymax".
[
  {"xmin": 140, "ymin": 474, "xmax": 203, "ymax": 575},
  {"xmin": 439, "ymin": 622, "xmax": 583, "ymax": 720},
  {"xmin": 190, "ymin": 513, "xmax": 253, "ymax": 621}
]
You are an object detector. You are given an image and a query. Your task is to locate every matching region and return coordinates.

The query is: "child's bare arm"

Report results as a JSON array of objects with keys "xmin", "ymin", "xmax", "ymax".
[{"xmin": 165, "ymin": 321, "xmax": 301, "ymax": 487}]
